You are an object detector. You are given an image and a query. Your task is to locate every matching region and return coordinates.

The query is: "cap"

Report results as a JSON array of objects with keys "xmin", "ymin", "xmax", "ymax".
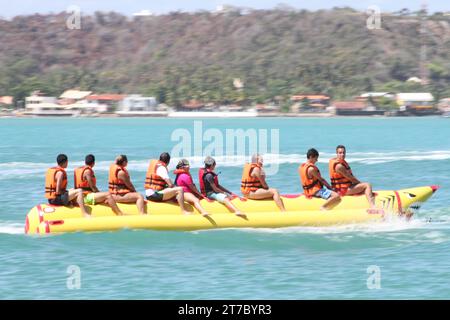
[
  {"xmin": 204, "ymin": 156, "xmax": 216, "ymax": 166},
  {"xmin": 176, "ymin": 159, "xmax": 190, "ymax": 168}
]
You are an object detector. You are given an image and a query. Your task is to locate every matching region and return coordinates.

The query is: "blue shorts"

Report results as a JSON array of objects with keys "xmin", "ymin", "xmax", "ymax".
[
  {"xmin": 314, "ymin": 186, "xmax": 332, "ymax": 200},
  {"xmin": 207, "ymin": 192, "xmax": 228, "ymax": 203}
]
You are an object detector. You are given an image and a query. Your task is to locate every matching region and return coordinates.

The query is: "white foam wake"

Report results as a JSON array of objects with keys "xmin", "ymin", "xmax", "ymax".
[
  {"xmin": 1, "ymin": 150, "xmax": 450, "ymax": 179},
  {"xmin": 0, "ymin": 221, "xmax": 24, "ymax": 235},
  {"xmin": 234, "ymin": 209, "xmax": 450, "ymax": 235},
  {"xmin": 234, "ymin": 217, "xmax": 425, "ymax": 235}
]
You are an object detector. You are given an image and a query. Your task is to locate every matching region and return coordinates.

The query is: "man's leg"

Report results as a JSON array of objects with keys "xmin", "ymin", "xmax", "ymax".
[
  {"xmin": 91, "ymin": 192, "xmax": 124, "ymax": 216},
  {"xmin": 68, "ymin": 188, "xmax": 90, "ymax": 217},
  {"xmin": 321, "ymin": 191, "xmax": 341, "ymax": 210},
  {"xmin": 346, "ymin": 183, "xmax": 375, "ymax": 207},
  {"xmin": 184, "ymin": 192, "xmax": 209, "ymax": 216},
  {"xmin": 112, "ymin": 192, "xmax": 146, "ymax": 214},
  {"xmin": 161, "ymin": 187, "xmax": 189, "ymax": 214},
  {"xmin": 246, "ymin": 188, "xmax": 286, "ymax": 211},
  {"xmin": 222, "ymin": 196, "xmax": 245, "ymax": 217}
]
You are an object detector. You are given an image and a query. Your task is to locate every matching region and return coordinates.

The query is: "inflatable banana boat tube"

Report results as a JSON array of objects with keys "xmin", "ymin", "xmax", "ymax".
[{"xmin": 25, "ymin": 186, "xmax": 438, "ymax": 235}]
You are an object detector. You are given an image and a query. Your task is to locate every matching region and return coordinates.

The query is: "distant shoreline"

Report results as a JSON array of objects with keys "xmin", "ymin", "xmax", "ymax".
[{"xmin": 0, "ymin": 113, "xmax": 445, "ymax": 119}]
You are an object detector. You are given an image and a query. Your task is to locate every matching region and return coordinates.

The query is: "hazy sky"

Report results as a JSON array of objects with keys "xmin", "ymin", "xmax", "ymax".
[{"xmin": 0, "ymin": 0, "xmax": 448, "ymax": 18}]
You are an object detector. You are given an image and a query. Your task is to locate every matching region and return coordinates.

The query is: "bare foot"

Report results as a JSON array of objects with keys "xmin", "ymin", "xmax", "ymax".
[
  {"xmin": 83, "ymin": 213, "xmax": 91, "ymax": 218},
  {"xmin": 404, "ymin": 210, "xmax": 413, "ymax": 220},
  {"xmin": 183, "ymin": 211, "xmax": 192, "ymax": 215}
]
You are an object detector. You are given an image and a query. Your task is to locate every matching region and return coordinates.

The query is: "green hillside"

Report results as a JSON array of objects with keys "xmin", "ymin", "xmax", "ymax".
[{"xmin": 0, "ymin": 8, "xmax": 449, "ymax": 106}]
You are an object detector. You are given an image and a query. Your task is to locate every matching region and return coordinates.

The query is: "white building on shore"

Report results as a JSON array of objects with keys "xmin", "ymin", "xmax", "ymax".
[
  {"xmin": 24, "ymin": 92, "xmax": 76, "ymax": 116},
  {"xmin": 396, "ymin": 93, "xmax": 434, "ymax": 109},
  {"xmin": 119, "ymin": 95, "xmax": 157, "ymax": 111},
  {"xmin": 58, "ymin": 90, "xmax": 100, "ymax": 114},
  {"xmin": 396, "ymin": 92, "xmax": 437, "ymax": 115},
  {"xmin": 25, "ymin": 93, "xmax": 57, "ymax": 108},
  {"xmin": 116, "ymin": 95, "xmax": 164, "ymax": 116},
  {"xmin": 24, "ymin": 90, "xmax": 106, "ymax": 116}
]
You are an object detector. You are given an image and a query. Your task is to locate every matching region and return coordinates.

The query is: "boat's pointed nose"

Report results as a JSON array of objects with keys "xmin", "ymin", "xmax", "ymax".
[
  {"xmin": 396, "ymin": 186, "xmax": 438, "ymax": 210},
  {"xmin": 430, "ymin": 185, "xmax": 440, "ymax": 193}
]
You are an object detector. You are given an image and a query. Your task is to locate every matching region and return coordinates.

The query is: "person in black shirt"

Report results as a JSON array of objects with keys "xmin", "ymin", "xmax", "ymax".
[{"xmin": 200, "ymin": 156, "xmax": 245, "ymax": 217}]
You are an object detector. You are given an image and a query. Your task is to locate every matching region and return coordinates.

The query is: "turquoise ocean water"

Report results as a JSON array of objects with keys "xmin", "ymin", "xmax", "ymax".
[{"xmin": 0, "ymin": 117, "xmax": 449, "ymax": 299}]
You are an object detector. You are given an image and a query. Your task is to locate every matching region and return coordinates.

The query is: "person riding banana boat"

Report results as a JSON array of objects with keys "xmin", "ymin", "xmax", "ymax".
[
  {"xmin": 108, "ymin": 155, "xmax": 146, "ymax": 214},
  {"xmin": 174, "ymin": 158, "xmax": 210, "ymax": 217},
  {"xmin": 74, "ymin": 154, "xmax": 124, "ymax": 216},
  {"xmin": 45, "ymin": 154, "xmax": 90, "ymax": 217},
  {"xmin": 241, "ymin": 154, "xmax": 286, "ymax": 211},
  {"xmin": 329, "ymin": 145, "xmax": 383, "ymax": 214},
  {"xmin": 144, "ymin": 152, "xmax": 190, "ymax": 215},
  {"xmin": 299, "ymin": 148, "xmax": 341, "ymax": 210},
  {"xmin": 199, "ymin": 156, "xmax": 246, "ymax": 217}
]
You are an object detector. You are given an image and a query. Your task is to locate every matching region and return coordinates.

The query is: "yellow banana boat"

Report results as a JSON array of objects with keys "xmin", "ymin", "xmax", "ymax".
[{"xmin": 25, "ymin": 185, "xmax": 438, "ymax": 235}]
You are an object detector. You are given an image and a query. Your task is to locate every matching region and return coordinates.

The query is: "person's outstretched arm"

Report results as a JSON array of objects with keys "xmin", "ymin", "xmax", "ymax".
[
  {"xmin": 85, "ymin": 170, "xmax": 99, "ymax": 193},
  {"xmin": 118, "ymin": 170, "xmax": 136, "ymax": 192},
  {"xmin": 252, "ymin": 167, "xmax": 269, "ymax": 189},
  {"xmin": 309, "ymin": 167, "xmax": 332, "ymax": 189},
  {"xmin": 187, "ymin": 183, "xmax": 206, "ymax": 199},
  {"xmin": 336, "ymin": 164, "xmax": 360, "ymax": 184},
  {"xmin": 55, "ymin": 171, "xmax": 65, "ymax": 194}
]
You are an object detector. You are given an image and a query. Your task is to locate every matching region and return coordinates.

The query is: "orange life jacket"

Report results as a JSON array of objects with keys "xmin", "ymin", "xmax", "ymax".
[
  {"xmin": 108, "ymin": 164, "xmax": 131, "ymax": 195},
  {"xmin": 144, "ymin": 160, "xmax": 169, "ymax": 191},
  {"xmin": 173, "ymin": 168, "xmax": 192, "ymax": 186},
  {"xmin": 74, "ymin": 166, "xmax": 96, "ymax": 194},
  {"xmin": 329, "ymin": 158, "xmax": 353, "ymax": 193},
  {"xmin": 299, "ymin": 162, "xmax": 323, "ymax": 198},
  {"xmin": 45, "ymin": 167, "xmax": 67, "ymax": 199},
  {"xmin": 198, "ymin": 167, "xmax": 218, "ymax": 196},
  {"xmin": 241, "ymin": 163, "xmax": 264, "ymax": 194}
]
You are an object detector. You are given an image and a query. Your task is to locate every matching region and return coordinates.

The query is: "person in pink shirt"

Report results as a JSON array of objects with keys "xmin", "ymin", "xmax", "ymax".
[{"xmin": 174, "ymin": 159, "xmax": 210, "ymax": 217}]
